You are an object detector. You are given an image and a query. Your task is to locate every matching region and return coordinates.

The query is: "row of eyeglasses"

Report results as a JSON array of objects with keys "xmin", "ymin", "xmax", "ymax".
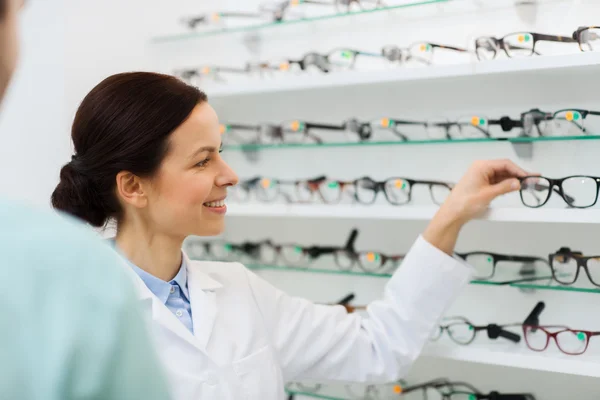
[
  {"xmin": 219, "ymin": 108, "xmax": 600, "ymax": 145},
  {"xmin": 175, "ymin": 26, "xmax": 600, "ymax": 82},
  {"xmin": 189, "ymin": 229, "xmax": 600, "ymax": 288},
  {"xmin": 230, "ymin": 175, "xmax": 453, "ymax": 206},
  {"xmin": 435, "ymin": 302, "xmax": 600, "ymax": 357},
  {"xmin": 286, "ymin": 378, "xmax": 535, "ymax": 399}
]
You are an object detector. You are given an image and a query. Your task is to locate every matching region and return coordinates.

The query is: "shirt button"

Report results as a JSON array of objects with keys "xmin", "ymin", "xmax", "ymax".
[
  {"xmin": 205, "ymin": 374, "xmax": 218, "ymax": 386},
  {"xmin": 176, "ymin": 310, "xmax": 183, "ymax": 318},
  {"xmin": 170, "ymin": 286, "xmax": 175, "ymax": 294}
]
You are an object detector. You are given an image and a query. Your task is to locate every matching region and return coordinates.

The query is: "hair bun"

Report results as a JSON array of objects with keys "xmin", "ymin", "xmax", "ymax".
[{"xmin": 51, "ymin": 161, "xmax": 108, "ymax": 227}]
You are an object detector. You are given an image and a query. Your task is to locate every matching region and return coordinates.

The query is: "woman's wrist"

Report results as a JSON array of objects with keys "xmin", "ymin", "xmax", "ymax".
[{"xmin": 423, "ymin": 204, "xmax": 465, "ymax": 256}]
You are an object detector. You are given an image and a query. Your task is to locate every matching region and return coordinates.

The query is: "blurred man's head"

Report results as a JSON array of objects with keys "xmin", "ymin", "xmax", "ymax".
[{"xmin": 0, "ymin": 0, "xmax": 23, "ymax": 102}]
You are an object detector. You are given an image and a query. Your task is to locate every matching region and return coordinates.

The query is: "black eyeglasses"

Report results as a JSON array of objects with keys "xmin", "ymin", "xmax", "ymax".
[
  {"xmin": 475, "ymin": 31, "xmax": 577, "ymax": 60},
  {"xmin": 520, "ymin": 108, "xmax": 600, "ymax": 137},
  {"xmin": 353, "ymin": 176, "xmax": 453, "ymax": 206},
  {"xmin": 431, "ymin": 316, "xmax": 521, "ymax": 345},
  {"xmin": 519, "ymin": 175, "xmax": 598, "ymax": 208},
  {"xmin": 381, "ymin": 42, "xmax": 470, "ymax": 65},
  {"xmin": 399, "ymin": 379, "xmax": 536, "ymax": 400},
  {"xmin": 231, "ymin": 176, "xmax": 345, "ymax": 204},
  {"xmin": 219, "ymin": 121, "xmax": 332, "ymax": 145},
  {"xmin": 572, "ymin": 26, "xmax": 600, "ymax": 52},
  {"xmin": 549, "ymin": 247, "xmax": 600, "ymax": 287},
  {"xmin": 454, "ymin": 251, "xmax": 553, "ymax": 283},
  {"xmin": 277, "ymin": 47, "xmax": 385, "ymax": 74}
]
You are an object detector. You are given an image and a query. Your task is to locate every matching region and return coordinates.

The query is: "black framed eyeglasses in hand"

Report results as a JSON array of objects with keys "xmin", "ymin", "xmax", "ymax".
[
  {"xmin": 454, "ymin": 251, "xmax": 553, "ymax": 284},
  {"xmin": 475, "ymin": 31, "xmax": 577, "ymax": 61},
  {"xmin": 519, "ymin": 175, "xmax": 598, "ymax": 208},
  {"xmin": 549, "ymin": 247, "xmax": 600, "ymax": 287},
  {"xmin": 431, "ymin": 317, "xmax": 521, "ymax": 345}
]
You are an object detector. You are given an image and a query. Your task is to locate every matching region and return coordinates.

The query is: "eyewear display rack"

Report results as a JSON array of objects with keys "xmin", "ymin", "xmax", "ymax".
[{"xmin": 154, "ymin": 0, "xmax": 600, "ymax": 399}]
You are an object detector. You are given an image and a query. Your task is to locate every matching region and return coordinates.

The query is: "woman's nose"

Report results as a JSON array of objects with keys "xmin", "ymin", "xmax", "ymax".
[{"xmin": 216, "ymin": 160, "xmax": 239, "ymax": 187}]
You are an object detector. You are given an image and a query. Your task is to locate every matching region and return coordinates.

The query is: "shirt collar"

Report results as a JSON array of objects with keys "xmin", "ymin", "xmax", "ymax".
[{"xmin": 124, "ymin": 252, "xmax": 190, "ymax": 305}]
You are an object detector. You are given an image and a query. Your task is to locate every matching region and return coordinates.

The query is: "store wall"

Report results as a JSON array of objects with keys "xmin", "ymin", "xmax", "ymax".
[
  {"xmin": 167, "ymin": 0, "xmax": 600, "ymax": 399},
  {"xmin": 0, "ymin": 0, "xmax": 67, "ymax": 207}
]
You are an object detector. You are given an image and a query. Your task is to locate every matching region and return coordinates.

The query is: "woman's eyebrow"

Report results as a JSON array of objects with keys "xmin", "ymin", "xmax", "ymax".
[{"xmin": 188, "ymin": 146, "xmax": 217, "ymax": 160}]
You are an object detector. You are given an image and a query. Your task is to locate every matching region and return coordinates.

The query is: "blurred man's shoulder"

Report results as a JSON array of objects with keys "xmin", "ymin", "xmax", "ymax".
[{"xmin": 0, "ymin": 198, "xmax": 129, "ymax": 290}]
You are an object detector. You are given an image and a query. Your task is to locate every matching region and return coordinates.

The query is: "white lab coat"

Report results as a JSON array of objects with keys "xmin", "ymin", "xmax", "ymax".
[{"xmin": 131, "ymin": 236, "xmax": 472, "ymax": 400}]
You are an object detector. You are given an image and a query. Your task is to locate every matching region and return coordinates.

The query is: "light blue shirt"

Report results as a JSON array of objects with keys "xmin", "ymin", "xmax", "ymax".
[
  {"xmin": 0, "ymin": 198, "xmax": 170, "ymax": 400},
  {"xmin": 130, "ymin": 257, "xmax": 194, "ymax": 334}
]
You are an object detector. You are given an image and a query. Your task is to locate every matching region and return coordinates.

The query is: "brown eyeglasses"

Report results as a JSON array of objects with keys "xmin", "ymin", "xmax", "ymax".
[
  {"xmin": 549, "ymin": 247, "xmax": 600, "ymax": 287},
  {"xmin": 475, "ymin": 31, "xmax": 577, "ymax": 61}
]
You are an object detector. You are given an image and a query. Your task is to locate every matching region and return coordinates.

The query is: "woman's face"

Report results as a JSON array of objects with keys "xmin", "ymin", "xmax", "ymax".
[
  {"xmin": 0, "ymin": 0, "xmax": 24, "ymax": 102},
  {"xmin": 143, "ymin": 102, "xmax": 238, "ymax": 239}
]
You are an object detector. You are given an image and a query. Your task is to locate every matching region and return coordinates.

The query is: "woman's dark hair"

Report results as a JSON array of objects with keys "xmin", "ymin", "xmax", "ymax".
[
  {"xmin": 51, "ymin": 72, "xmax": 207, "ymax": 227},
  {"xmin": 0, "ymin": 0, "xmax": 5, "ymax": 19}
]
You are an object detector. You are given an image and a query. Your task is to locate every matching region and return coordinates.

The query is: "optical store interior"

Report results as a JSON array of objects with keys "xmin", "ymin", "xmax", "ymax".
[{"xmin": 5, "ymin": 0, "xmax": 600, "ymax": 399}]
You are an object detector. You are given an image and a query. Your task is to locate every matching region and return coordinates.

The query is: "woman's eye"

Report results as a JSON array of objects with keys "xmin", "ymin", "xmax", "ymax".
[{"xmin": 196, "ymin": 158, "xmax": 210, "ymax": 167}]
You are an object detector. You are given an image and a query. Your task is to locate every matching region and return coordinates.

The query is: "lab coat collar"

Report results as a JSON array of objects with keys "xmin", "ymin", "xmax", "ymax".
[
  {"xmin": 182, "ymin": 251, "xmax": 223, "ymax": 291},
  {"xmin": 132, "ymin": 250, "xmax": 223, "ymax": 353}
]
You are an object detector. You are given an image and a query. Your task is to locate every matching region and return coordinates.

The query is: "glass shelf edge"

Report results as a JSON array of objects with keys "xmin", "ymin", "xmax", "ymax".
[
  {"xmin": 223, "ymin": 135, "xmax": 600, "ymax": 152},
  {"xmin": 152, "ymin": 0, "xmax": 450, "ymax": 43},
  {"xmin": 244, "ymin": 264, "xmax": 600, "ymax": 293},
  {"xmin": 285, "ymin": 390, "xmax": 347, "ymax": 400}
]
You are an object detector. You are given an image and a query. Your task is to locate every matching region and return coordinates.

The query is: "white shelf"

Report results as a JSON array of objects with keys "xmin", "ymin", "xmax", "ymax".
[
  {"xmin": 422, "ymin": 343, "xmax": 600, "ymax": 378},
  {"xmin": 226, "ymin": 203, "xmax": 600, "ymax": 224},
  {"xmin": 209, "ymin": 52, "xmax": 600, "ymax": 98}
]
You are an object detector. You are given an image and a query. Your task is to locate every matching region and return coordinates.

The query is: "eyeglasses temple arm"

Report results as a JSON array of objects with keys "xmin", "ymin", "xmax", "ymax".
[
  {"xmin": 430, "ymin": 43, "xmax": 470, "ymax": 52},
  {"xmin": 489, "ymin": 392, "xmax": 537, "ymax": 400},
  {"xmin": 305, "ymin": 122, "xmax": 346, "ymax": 131},
  {"xmin": 534, "ymin": 33, "xmax": 577, "ymax": 43},
  {"xmin": 344, "ymin": 228, "xmax": 359, "ymax": 251},
  {"xmin": 486, "ymin": 324, "xmax": 521, "ymax": 343},
  {"xmin": 217, "ymin": 11, "xmax": 265, "ymax": 19},
  {"xmin": 335, "ymin": 293, "xmax": 355, "ymax": 305},
  {"xmin": 524, "ymin": 301, "xmax": 545, "ymax": 326}
]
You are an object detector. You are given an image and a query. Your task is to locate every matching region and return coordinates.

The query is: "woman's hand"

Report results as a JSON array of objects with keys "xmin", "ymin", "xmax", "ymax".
[{"xmin": 424, "ymin": 159, "xmax": 531, "ymax": 255}]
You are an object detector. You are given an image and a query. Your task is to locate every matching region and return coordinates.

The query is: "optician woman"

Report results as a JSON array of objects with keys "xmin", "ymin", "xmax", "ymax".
[{"xmin": 51, "ymin": 72, "xmax": 528, "ymax": 400}]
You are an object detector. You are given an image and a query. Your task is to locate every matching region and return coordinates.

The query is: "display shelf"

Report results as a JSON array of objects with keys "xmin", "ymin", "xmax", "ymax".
[
  {"xmin": 422, "ymin": 343, "xmax": 600, "ymax": 378},
  {"xmin": 285, "ymin": 390, "xmax": 344, "ymax": 400},
  {"xmin": 224, "ymin": 135, "xmax": 600, "ymax": 151},
  {"xmin": 206, "ymin": 52, "xmax": 600, "ymax": 98},
  {"xmin": 246, "ymin": 264, "xmax": 600, "ymax": 294},
  {"xmin": 226, "ymin": 203, "xmax": 600, "ymax": 224},
  {"xmin": 151, "ymin": 0, "xmax": 448, "ymax": 43}
]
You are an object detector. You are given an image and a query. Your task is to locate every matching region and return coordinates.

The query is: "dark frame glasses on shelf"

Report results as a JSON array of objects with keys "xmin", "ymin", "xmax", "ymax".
[
  {"xmin": 353, "ymin": 176, "xmax": 453, "ymax": 206},
  {"xmin": 572, "ymin": 26, "xmax": 600, "ymax": 52},
  {"xmin": 454, "ymin": 251, "xmax": 552, "ymax": 283},
  {"xmin": 549, "ymin": 247, "xmax": 600, "ymax": 287},
  {"xmin": 520, "ymin": 108, "xmax": 600, "ymax": 137},
  {"xmin": 519, "ymin": 175, "xmax": 598, "ymax": 208},
  {"xmin": 278, "ymin": 47, "xmax": 385, "ymax": 73},
  {"xmin": 475, "ymin": 31, "xmax": 577, "ymax": 61},
  {"xmin": 431, "ymin": 316, "xmax": 521, "ymax": 345},
  {"xmin": 381, "ymin": 42, "xmax": 470, "ymax": 65},
  {"xmin": 399, "ymin": 379, "xmax": 536, "ymax": 400}
]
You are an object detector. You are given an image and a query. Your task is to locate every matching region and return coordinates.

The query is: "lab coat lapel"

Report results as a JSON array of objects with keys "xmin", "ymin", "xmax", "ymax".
[
  {"xmin": 184, "ymin": 252, "xmax": 223, "ymax": 350},
  {"xmin": 131, "ymin": 267, "xmax": 206, "ymax": 353}
]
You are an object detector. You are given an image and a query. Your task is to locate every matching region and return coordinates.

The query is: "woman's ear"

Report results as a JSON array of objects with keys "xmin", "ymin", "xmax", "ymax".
[{"xmin": 115, "ymin": 171, "xmax": 148, "ymax": 209}]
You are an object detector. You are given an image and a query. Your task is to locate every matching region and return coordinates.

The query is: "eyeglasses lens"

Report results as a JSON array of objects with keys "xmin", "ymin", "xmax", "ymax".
[
  {"xmin": 503, "ymin": 32, "xmax": 535, "ymax": 57},
  {"xmin": 520, "ymin": 177, "xmax": 551, "ymax": 207},
  {"xmin": 562, "ymin": 176, "xmax": 598, "ymax": 207},
  {"xmin": 579, "ymin": 28, "xmax": 600, "ymax": 52}
]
